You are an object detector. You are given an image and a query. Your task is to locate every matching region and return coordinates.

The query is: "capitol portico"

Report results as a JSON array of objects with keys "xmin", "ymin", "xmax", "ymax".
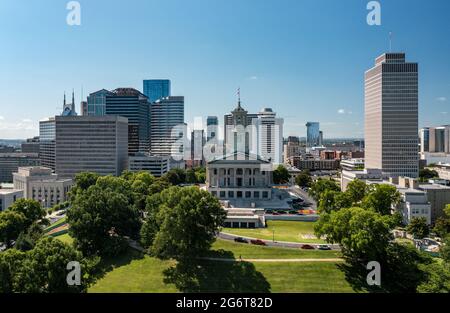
[{"xmin": 206, "ymin": 152, "xmax": 273, "ymax": 201}]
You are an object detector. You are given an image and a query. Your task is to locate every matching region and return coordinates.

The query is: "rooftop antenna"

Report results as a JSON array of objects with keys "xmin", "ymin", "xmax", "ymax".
[{"xmin": 237, "ymin": 87, "xmax": 241, "ymax": 108}]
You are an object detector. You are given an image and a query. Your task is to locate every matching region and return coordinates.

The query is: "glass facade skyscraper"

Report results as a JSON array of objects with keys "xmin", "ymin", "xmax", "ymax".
[
  {"xmin": 143, "ymin": 79, "xmax": 171, "ymax": 103},
  {"xmin": 86, "ymin": 88, "xmax": 150, "ymax": 155},
  {"xmin": 306, "ymin": 122, "xmax": 320, "ymax": 147}
]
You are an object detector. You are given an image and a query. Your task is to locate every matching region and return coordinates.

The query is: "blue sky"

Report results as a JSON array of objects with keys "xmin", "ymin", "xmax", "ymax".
[{"xmin": 0, "ymin": 0, "xmax": 449, "ymax": 139}]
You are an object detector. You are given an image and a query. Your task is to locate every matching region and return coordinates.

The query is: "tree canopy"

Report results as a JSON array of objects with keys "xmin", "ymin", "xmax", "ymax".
[
  {"xmin": 273, "ymin": 165, "xmax": 290, "ymax": 184},
  {"xmin": 141, "ymin": 186, "xmax": 226, "ymax": 260}
]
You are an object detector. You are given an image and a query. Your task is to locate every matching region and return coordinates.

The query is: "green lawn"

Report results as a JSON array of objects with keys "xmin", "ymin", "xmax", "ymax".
[
  {"xmin": 55, "ymin": 233, "xmax": 74, "ymax": 246},
  {"xmin": 89, "ymin": 238, "xmax": 350, "ymax": 293},
  {"xmin": 222, "ymin": 220, "xmax": 325, "ymax": 243}
]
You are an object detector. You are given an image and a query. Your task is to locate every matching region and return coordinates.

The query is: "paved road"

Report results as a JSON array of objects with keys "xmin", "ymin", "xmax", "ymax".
[{"xmin": 218, "ymin": 232, "xmax": 340, "ymax": 250}]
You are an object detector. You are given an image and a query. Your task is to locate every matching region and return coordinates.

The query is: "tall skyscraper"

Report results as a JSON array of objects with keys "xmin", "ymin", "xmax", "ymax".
[
  {"xmin": 251, "ymin": 108, "xmax": 284, "ymax": 164},
  {"xmin": 61, "ymin": 91, "xmax": 77, "ymax": 116},
  {"xmin": 150, "ymin": 96, "xmax": 184, "ymax": 156},
  {"xmin": 87, "ymin": 88, "xmax": 150, "ymax": 155},
  {"xmin": 39, "ymin": 117, "xmax": 56, "ymax": 171},
  {"xmin": 306, "ymin": 122, "xmax": 320, "ymax": 147},
  {"xmin": 143, "ymin": 79, "xmax": 171, "ymax": 102},
  {"xmin": 365, "ymin": 53, "xmax": 419, "ymax": 178},
  {"xmin": 190, "ymin": 129, "xmax": 206, "ymax": 167},
  {"xmin": 54, "ymin": 115, "xmax": 129, "ymax": 178},
  {"xmin": 206, "ymin": 116, "xmax": 219, "ymax": 142}
]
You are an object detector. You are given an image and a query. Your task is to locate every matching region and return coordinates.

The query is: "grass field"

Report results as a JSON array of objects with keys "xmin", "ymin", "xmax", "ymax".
[
  {"xmin": 222, "ymin": 220, "xmax": 325, "ymax": 243},
  {"xmin": 55, "ymin": 233, "xmax": 74, "ymax": 245},
  {"xmin": 88, "ymin": 238, "xmax": 350, "ymax": 293}
]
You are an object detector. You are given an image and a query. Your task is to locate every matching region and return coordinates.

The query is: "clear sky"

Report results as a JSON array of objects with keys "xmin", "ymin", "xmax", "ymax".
[{"xmin": 0, "ymin": 0, "xmax": 449, "ymax": 139}]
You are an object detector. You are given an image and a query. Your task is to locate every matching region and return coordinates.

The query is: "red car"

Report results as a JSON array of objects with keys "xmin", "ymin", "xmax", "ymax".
[
  {"xmin": 301, "ymin": 244, "xmax": 315, "ymax": 250},
  {"xmin": 251, "ymin": 239, "xmax": 266, "ymax": 246}
]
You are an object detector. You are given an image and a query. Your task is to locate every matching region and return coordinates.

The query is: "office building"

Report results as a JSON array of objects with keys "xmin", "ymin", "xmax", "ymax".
[
  {"xmin": 143, "ymin": 79, "xmax": 171, "ymax": 103},
  {"xmin": 128, "ymin": 153, "xmax": 170, "ymax": 177},
  {"xmin": 206, "ymin": 116, "xmax": 219, "ymax": 142},
  {"xmin": 21, "ymin": 137, "xmax": 40, "ymax": 154},
  {"xmin": 150, "ymin": 96, "xmax": 185, "ymax": 156},
  {"xmin": 0, "ymin": 153, "xmax": 40, "ymax": 183},
  {"xmin": 86, "ymin": 89, "xmax": 110, "ymax": 116},
  {"xmin": 251, "ymin": 108, "xmax": 284, "ymax": 164},
  {"xmin": 105, "ymin": 88, "xmax": 150, "ymax": 155},
  {"xmin": 39, "ymin": 118, "xmax": 56, "ymax": 171},
  {"xmin": 0, "ymin": 189, "xmax": 23, "ymax": 211},
  {"xmin": 365, "ymin": 53, "xmax": 419, "ymax": 177},
  {"xmin": 283, "ymin": 136, "xmax": 301, "ymax": 164},
  {"xmin": 54, "ymin": 115, "xmax": 129, "ymax": 178},
  {"xmin": 306, "ymin": 122, "xmax": 320, "ymax": 147},
  {"xmin": 190, "ymin": 129, "xmax": 206, "ymax": 167},
  {"xmin": 61, "ymin": 91, "xmax": 77, "ymax": 116},
  {"xmin": 86, "ymin": 88, "xmax": 150, "ymax": 155},
  {"xmin": 80, "ymin": 101, "xmax": 88, "ymax": 116},
  {"xmin": 13, "ymin": 167, "xmax": 73, "ymax": 208}
]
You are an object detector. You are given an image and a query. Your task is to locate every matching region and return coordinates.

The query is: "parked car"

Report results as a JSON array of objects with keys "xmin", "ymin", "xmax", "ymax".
[
  {"xmin": 234, "ymin": 237, "xmax": 248, "ymax": 244},
  {"xmin": 288, "ymin": 210, "xmax": 297, "ymax": 214},
  {"xmin": 301, "ymin": 244, "xmax": 315, "ymax": 250},
  {"xmin": 318, "ymin": 244, "xmax": 332, "ymax": 250},
  {"xmin": 272, "ymin": 212, "xmax": 280, "ymax": 216},
  {"xmin": 251, "ymin": 239, "xmax": 266, "ymax": 246},
  {"xmin": 277, "ymin": 211, "xmax": 286, "ymax": 215},
  {"xmin": 265, "ymin": 210, "xmax": 273, "ymax": 214}
]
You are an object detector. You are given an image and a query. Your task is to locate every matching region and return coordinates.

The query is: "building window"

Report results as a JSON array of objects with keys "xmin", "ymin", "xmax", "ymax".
[
  {"xmin": 237, "ymin": 191, "xmax": 243, "ymax": 198},
  {"xmin": 254, "ymin": 191, "xmax": 260, "ymax": 198},
  {"xmin": 228, "ymin": 191, "xmax": 234, "ymax": 198},
  {"xmin": 248, "ymin": 222, "xmax": 256, "ymax": 228},
  {"xmin": 245, "ymin": 191, "xmax": 251, "ymax": 198},
  {"xmin": 220, "ymin": 191, "xmax": 226, "ymax": 198},
  {"xmin": 262, "ymin": 191, "xmax": 269, "ymax": 199},
  {"xmin": 232, "ymin": 222, "xmax": 239, "ymax": 228}
]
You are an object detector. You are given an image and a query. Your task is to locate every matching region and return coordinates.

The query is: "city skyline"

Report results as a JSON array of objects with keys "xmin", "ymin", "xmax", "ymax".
[{"xmin": 1, "ymin": 0, "xmax": 450, "ymax": 140}]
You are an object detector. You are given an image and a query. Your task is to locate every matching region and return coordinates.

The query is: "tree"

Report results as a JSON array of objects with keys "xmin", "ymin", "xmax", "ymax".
[
  {"xmin": 440, "ymin": 236, "xmax": 450, "ymax": 263},
  {"xmin": 407, "ymin": 217, "xmax": 430, "ymax": 239},
  {"xmin": 0, "ymin": 248, "xmax": 27, "ymax": 292},
  {"xmin": 417, "ymin": 262, "xmax": 450, "ymax": 293},
  {"xmin": 67, "ymin": 176, "xmax": 141, "ymax": 256},
  {"xmin": 317, "ymin": 190, "xmax": 352, "ymax": 213},
  {"xmin": 295, "ymin": 171, "xmax": 312, "ymax": 188},
  {"xmin": 23, "ymin": 237, "xmax": 91, "ymax": 293},
  {"xmin": 194, "ymin": 167, "xmax": 206, "ymax": 184},
  {"xmin": 273, "ymin": 165, "xmax": 290, "ymax": 184},
  {"xmin": 0, "ymin": 238, "xmax": 95, "ymax": 293},
  {"xmin": 69, "ymin": 172, "xmax": 100, "ymax": 201},
  {"xmin": 315, "ymin": 207, "xmax": 429, "ymax": 292},
  {"xmin": 185, "ymin": 169, "xmax": 197, "ymax": 184},
  {"xmin": 433, "ymin": 205, "xmax": 450, "ymax": 238},
  {"xmin": 362, "ymin": 184, "xmax": 401, "ymax": 215},
  {"xmin": 164, "ymin": 168, "xmax": 187, "ymax": 185},
  {"xmin": 8, "ymin": 199, "xmax": 45, "ymax": 228},
  {"xmin": 308, "ymin": 178, "xmax": 340, "ymax": 203},
  {"xmin": 141, "ymin": 186, "xmax": 226, "ymax": 260},
  {"xmin": 0, "ymin": 211, "xmax": 26, "ymax": 248},
  {"xmin": 419, "ymin": 168, "xmax": 439, "ymax": 182},
  {"xmin": 345, "ymin": 179, "xmax": 368, "ymax": 204}
]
